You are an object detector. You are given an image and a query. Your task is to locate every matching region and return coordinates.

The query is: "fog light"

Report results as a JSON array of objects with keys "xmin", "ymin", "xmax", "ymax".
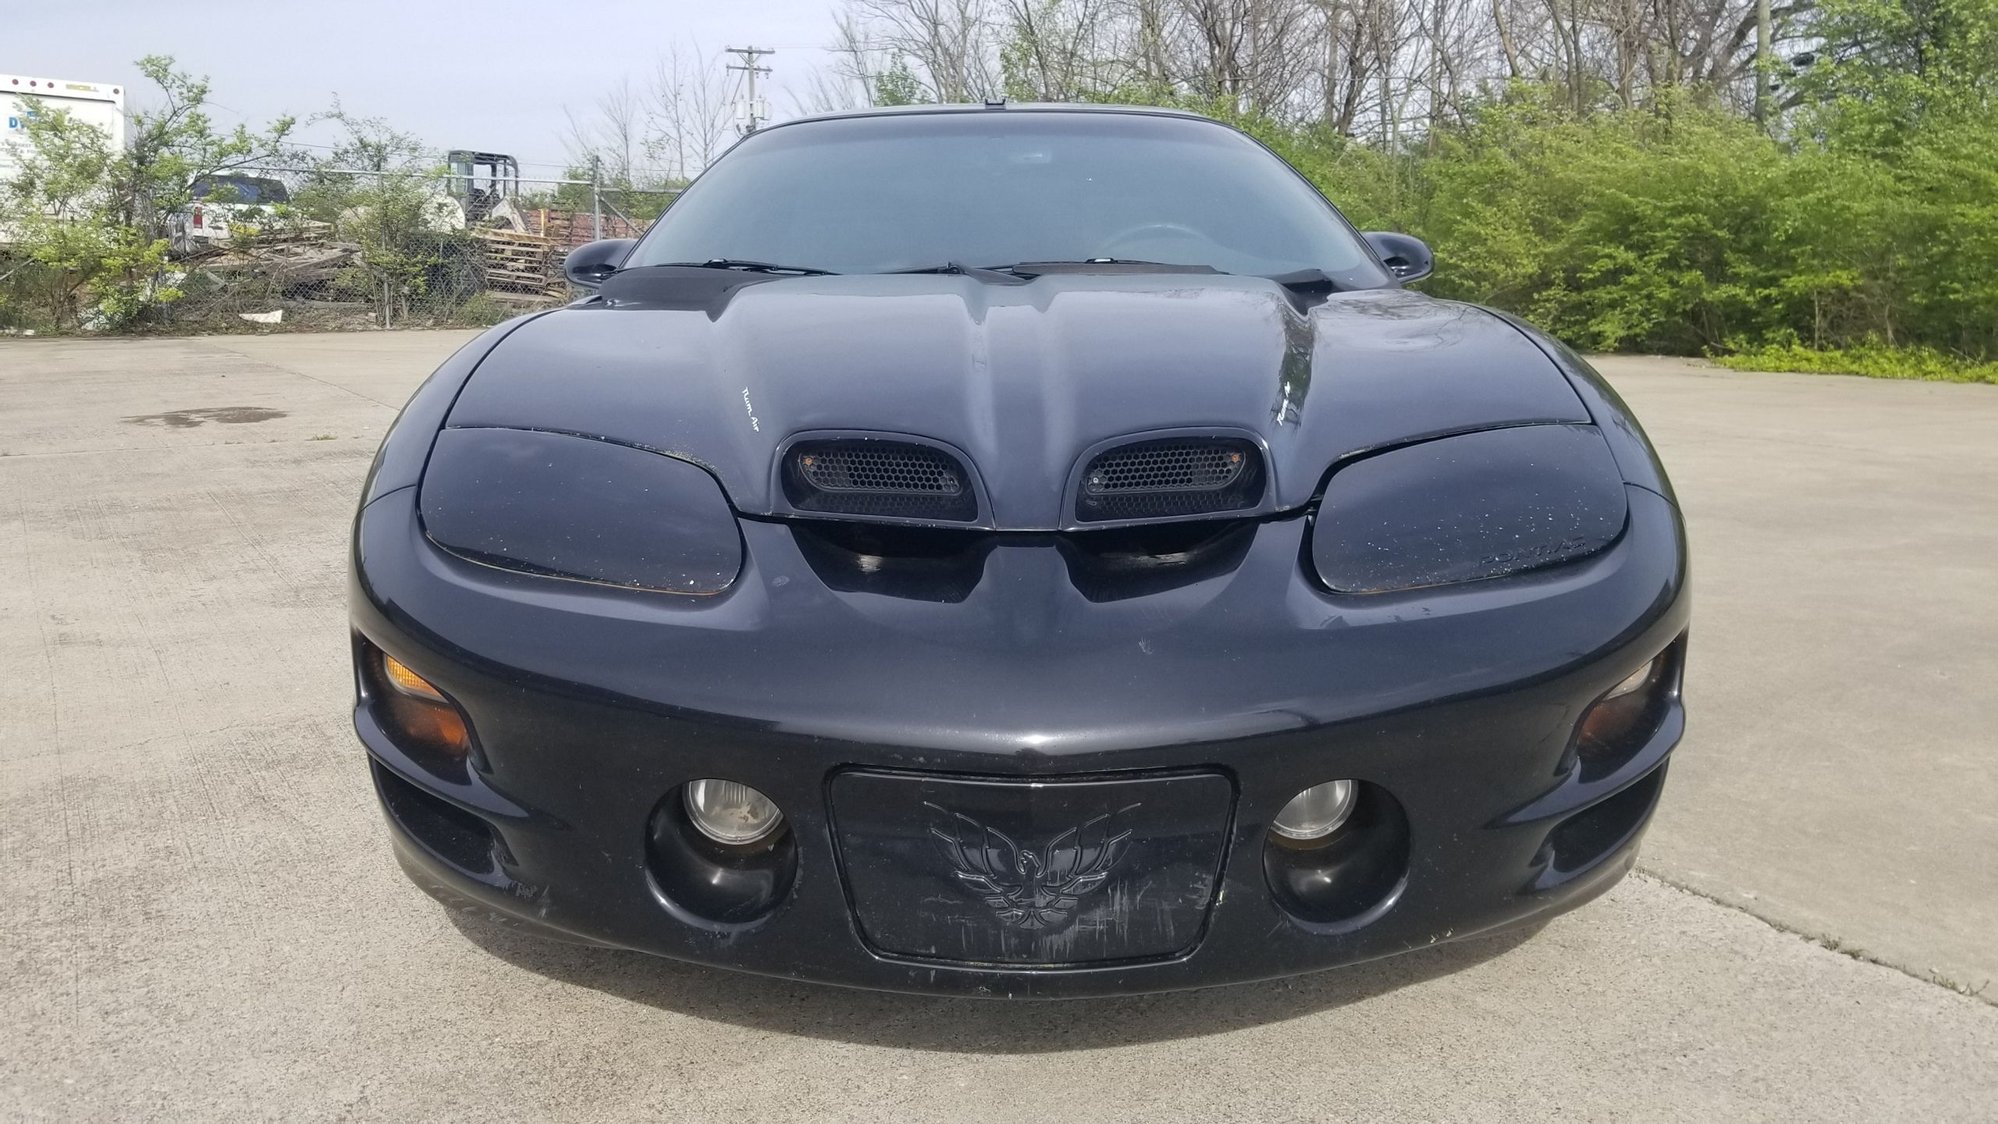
[
  {"xmin": 1271, "ymin": 779, "xmax": 1357, "ymax": 842},
  {"xmin": 684, "ymin": 779, "xmax": 784, "ymax": 846}
]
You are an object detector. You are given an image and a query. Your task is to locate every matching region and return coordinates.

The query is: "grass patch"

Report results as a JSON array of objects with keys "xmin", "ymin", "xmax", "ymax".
[{"xmin": 1713, "ymin": 343, "xmax": 1998, "ymax": 385}]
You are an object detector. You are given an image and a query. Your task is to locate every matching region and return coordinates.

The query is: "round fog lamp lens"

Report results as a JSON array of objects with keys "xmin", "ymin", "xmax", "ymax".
[
  {"xmin": 1272, "ymin": 779, "xmax": 1358, "ymax": 841},
  {"xmin": 684, "ymin": 779, "xmax": 784, "ymax": 845}
]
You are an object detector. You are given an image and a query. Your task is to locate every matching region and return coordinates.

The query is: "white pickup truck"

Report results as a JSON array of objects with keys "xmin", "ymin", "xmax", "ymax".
[{"xmin": 166, "ymin": 172, "xmax": 296, "ymax": 253}]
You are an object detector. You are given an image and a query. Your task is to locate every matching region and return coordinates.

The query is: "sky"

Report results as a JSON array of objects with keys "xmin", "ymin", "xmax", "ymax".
[{"xmin": 8, "ymin": 0, "xmax": 845, "ymax": 178}]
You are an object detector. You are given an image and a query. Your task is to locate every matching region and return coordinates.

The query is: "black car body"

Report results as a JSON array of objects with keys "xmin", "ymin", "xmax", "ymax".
[{"xmin": 350, "ymin": 105, "xmax": 1688, "ymax": 997}]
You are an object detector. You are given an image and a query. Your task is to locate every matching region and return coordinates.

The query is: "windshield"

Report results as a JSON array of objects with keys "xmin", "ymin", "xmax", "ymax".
[
  {"xmin": 192, "ymin": 176, "xmax": 289, "ymax": 204},
  {"xmin": 629, "ymin": 111, "xmax": 1389, "ymax": 286}
]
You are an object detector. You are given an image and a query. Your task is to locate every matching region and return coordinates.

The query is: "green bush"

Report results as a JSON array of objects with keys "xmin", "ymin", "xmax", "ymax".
[
  {"xmin": 1712, "ymin": 342, "xmax": 1998, "ymax": 384},
  {"xmin": 441, "ymin": 292, "xmax": 519, "ymax": 327},
  {"xmin": 1230, "ymin": 81, "xmax": 1998, "ymax": 368}
]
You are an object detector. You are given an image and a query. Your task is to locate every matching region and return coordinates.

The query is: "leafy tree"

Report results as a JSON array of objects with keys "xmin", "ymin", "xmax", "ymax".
[
  {"xmin": 0, "ymin": 55, "xmax": 293, "ymax": 328},
  {"xmin": 279, "ymin": 105, "xmax": 474, "ymax": 321},
  {"xmin": 1794, "ymin": 0, "xmax": 1998, "ymax": 149},
  {"xmin": 873, "ymin": 55, "xmax": 925, "ymax": 106},
  {"xmin": 1779, "ymin": 0, "xmax": 1998, "ymax": 350}
]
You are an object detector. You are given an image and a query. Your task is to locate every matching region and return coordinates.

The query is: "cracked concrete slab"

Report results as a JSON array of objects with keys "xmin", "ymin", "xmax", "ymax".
[{"xmin": 1, "ymin": 334, "xmax": 1992, "ymax": 1121}]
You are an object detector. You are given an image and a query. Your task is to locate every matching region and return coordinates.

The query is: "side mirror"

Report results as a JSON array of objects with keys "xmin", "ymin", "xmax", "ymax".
[
  {"xmin": 1362, "ymin": 232, "xmax": 1434, "ymax": 284},
  {"xmin": 564, "ymin": 238, "xmax": 637, "ymax": 290}
]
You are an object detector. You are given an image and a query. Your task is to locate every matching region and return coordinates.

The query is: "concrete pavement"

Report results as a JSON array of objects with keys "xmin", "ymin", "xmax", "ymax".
[
  {"xmin": 1597, "ymin": 356, "xmax": 1998, "ymax": 995},
  {"xmin": 1, "ymin": 333, "xmax": 1992, "ymax": 1121}
]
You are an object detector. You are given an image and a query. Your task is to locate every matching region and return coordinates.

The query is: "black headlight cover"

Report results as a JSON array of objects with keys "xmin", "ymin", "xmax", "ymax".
[
  {"xmin": 419, "ymin": 428, "xmax": 742, "ymax": 595},
  {"xmin": 1310, "ymin": 423, "xmax": 1628, "ymax": 594}
]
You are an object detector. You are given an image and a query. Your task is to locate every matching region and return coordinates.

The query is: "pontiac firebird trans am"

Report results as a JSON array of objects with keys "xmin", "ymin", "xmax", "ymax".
[{"xmin": 349, "ymin": 104, "xmax": 1689, "ymax": 997}]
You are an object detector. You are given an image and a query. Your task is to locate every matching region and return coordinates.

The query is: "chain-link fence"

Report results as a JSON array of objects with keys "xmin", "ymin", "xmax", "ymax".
[{"xmin": 0, "ymin": 167, "xmax": 679, "ymax": 334}]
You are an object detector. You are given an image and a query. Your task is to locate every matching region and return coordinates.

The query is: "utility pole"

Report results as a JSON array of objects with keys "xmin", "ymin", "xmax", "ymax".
[
  {"xmin": 1428, "ymin": 0, "xmax": 1444, "ymax": 146},
  {"xmin": 590, "ymin": 154, "xmax": 602, "ymax": 240},
  {"xmin": 1754, "ymin": 0, "xmax": 1773, "ymax": 126},
  {"xmin": 725, "ymin": 46, "xmax": 775, "ymax": 134}
]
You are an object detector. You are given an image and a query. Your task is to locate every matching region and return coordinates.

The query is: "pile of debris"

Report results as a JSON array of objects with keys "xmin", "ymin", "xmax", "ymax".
[
  {"xmin": 193, "ymin": 238, "xmax": 361, "ymax": 290},
  {"xmin": 168, "ymin": 236, "xmax": 380, "ymax": 328}
]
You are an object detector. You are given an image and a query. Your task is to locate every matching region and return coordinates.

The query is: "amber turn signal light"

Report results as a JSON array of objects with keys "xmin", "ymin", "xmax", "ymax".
[
  {"xmin": 375, "ymin": 650, "xmax": 472, "ymax": 758},
  {"xmin": 382, "ymin": 653, "xmax": 447, "ymax": 702}
]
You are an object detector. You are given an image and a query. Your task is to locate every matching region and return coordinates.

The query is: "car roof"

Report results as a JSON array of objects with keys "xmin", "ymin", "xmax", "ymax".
[{"xmin": 760, "ymin": 102, "xmax": 1222, "ymax": 133}]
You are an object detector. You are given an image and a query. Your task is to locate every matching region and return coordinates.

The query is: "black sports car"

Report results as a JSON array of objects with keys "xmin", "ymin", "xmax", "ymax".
[{"xmin": 350, "ymin": 104, "xmax": 1687, "ymax": 997}]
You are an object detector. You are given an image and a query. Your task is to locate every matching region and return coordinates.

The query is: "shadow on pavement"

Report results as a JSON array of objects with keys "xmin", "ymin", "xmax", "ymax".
[{"xmin": 444, "ymin": 908, "xmax": 1543, "ymax": 1052}]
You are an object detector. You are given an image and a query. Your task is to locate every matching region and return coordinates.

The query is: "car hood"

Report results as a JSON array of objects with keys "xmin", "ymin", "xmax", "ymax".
[{"xmin": 447, "ymin": 274, "xmax": 1587, "ymax": 530}]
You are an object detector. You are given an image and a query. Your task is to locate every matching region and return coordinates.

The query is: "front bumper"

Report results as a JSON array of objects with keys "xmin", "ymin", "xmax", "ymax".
[{"xmin": 352, "ymin": 484, "xmax": 1688, "ymax": 997}]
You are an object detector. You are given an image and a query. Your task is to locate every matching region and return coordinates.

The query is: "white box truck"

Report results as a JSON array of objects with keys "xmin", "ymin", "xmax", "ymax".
[
  {"xmin": 1, "ymin": 74, "xmax": 126, "ymax": 246},
  {"xmin": 2, "ymin": 73, "xmax": 127, "ymax": 181}
]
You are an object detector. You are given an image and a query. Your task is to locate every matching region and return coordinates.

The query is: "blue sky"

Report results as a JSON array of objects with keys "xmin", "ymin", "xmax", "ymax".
[{"xmin": 10, "ymin": 0, "xmax": 843, "ymax": 175}]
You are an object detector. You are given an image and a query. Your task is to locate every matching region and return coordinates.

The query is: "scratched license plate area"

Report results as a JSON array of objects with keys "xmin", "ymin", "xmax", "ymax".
[{"xmin": 829, "ymin": 770, "xmax": 1233, "ymax": 966}]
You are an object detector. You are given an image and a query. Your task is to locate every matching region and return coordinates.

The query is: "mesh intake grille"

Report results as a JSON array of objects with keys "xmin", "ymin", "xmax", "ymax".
[
  {"xmin": 785, "ymin": 439, "xmax": 978, "ymax": 521},
  {"xmin": 800, "ymin": 445, "xmax": 962, "ymax": 494},
  {"xmin": 1077, "ymin": 437, "xmax": 1265, "ymax": 522},
  {"xmin": 1087, "ymin": 444, "xmax": 1247, "ymax": 494}
]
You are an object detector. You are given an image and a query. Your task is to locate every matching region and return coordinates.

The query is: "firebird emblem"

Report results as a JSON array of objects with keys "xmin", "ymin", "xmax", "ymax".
[{"xmin": 924, "ymin": 801, "xmax": 1140, "ymax": 931}]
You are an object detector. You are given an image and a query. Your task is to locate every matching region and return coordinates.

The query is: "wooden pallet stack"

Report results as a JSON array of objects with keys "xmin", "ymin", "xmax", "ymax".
[
  {"xmin": 472, "ymin": 228, "xmax": 563, "ymax": 296},
  {"xmin": 530, "ymin": 209, "xmax": 647, "ymax": 252}
]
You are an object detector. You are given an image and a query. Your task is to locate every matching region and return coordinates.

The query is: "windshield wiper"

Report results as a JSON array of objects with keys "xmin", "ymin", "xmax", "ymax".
[
  {"xmin": 655, "ymin": 258, "xmax": 840, "ymax": 276},
  {"xmin": 1005, "ymin": 259, "xmax": 1224, "ymax": 277},
  {"xmin": 886, "ymin": 259, "xmax": 1236, "ymax": 283},
  {"xmin": 887, "ymin": 262, "xmax": 1027, "ymax": 283}
]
